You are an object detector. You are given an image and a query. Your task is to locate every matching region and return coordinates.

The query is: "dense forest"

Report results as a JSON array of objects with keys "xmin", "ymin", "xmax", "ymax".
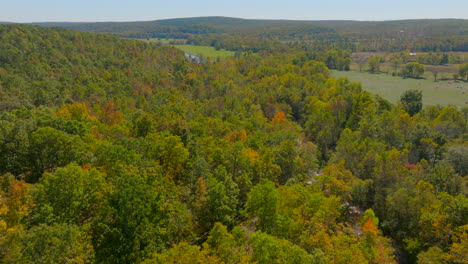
[
  {"xmin": 31, "ymin": 17, "xmax": 468, "ymax": 52},
  {"xmin": 0, "ymin": 24, "xmax": 467, "ymax": 264}
]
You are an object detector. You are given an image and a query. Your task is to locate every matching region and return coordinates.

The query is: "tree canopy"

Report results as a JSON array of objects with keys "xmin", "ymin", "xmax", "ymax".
[{"xmin": 0, "ymin": 24, "xmax": 466, "ymax": 264}]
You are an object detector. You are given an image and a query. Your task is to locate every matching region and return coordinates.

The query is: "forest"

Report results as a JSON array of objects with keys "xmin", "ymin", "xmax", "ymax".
[
  {"xmin": 32, "ymin": 17, "xmax": 468, "ymax": 52},
  {"xmin": 0, "ymin": 23, "xmax": 467, "ymax": 264}
]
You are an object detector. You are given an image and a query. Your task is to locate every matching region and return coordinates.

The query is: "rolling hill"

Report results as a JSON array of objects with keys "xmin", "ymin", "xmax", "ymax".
[{"xmin": 31, "ymin": 16, "xmax": 467, "ymax": 39}]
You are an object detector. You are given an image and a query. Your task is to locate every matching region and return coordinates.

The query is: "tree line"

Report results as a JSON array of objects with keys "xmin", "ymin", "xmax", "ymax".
[{"xmin": 0, "ymin": 24, "xmax": 466, "ymax": 264}]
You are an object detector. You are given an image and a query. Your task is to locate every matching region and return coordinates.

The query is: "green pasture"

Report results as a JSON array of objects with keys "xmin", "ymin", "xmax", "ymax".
[
  {"xmin": 173, "ymin": 45, "xmax": 235, "ymax": 58},
  {"xmin": 139, "ymin": 38, "xmax": 186, "ymax": 45},
  {"xmin": 332, "ymin": 70, "xmax": 468, "ymax": 108}
]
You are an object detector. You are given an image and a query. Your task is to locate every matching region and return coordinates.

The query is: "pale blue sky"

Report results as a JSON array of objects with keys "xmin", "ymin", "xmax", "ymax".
[{"xmin": 1, "ymin": 0, "xmax": 467, "ymax": 22}]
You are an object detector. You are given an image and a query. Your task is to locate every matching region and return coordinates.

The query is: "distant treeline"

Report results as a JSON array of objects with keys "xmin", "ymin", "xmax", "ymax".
[
  {"xmin": 31, "ymin": 16, "xmax": 468, "ymax": 52},
  {"xmin": 0, "ymin": 24, "xmax": 467, "ymax": 264},
  {"xmin": 187, "ymin": 33, "xmax": 468, "ymax": 53}
]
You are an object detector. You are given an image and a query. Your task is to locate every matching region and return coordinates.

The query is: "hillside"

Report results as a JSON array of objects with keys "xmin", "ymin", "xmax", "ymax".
[
  {"xmin": 30, "ymin": 17, "xmax": 468, "ymax": 52},
  {"xmin": 34, "ymin": 16, "xmax": 468, "ymax": 37},
  {"xmin": 0, "ymin": 24, "xmax": 466, "ymax": 264},
  {"xmin": 0, "ymin": 24, "xmax": 183, "ymax": 111},
  {"xmin": 34, "ymin": 16, "xmax": 334, "ymax": 33}
]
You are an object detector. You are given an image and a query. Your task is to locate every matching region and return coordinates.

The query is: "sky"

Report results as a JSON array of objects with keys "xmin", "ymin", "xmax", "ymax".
[{"xmin": 0, "ymin": 0, "xmax": 467, "ymax": 23}]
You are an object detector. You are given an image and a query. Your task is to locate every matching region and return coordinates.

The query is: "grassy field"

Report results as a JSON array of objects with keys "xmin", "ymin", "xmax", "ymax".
[
  {"xmin": 134, "ymin": 38, "xmax": 235, "ymax": 58},
  {"xmin": 173, "ymin": 45, "xmax": 235, "ymax": 58},
  {"xmin": 332, "ymin": 70, "xmax": 468, "ymax": 108},
  {"xmin": 351, "ymin": 52, "xmax": 468, "ymax": 80},
  {"xmin": 349, "ymin": 63, "xmax": 460, "ymax": 80},
  {"xmin": 138, "ymin": 38, "xmax": 186, "ymax": 45}
]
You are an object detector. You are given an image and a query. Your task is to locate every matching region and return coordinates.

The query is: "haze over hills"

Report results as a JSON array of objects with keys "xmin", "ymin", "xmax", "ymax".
[
  {"xmin": 30, "ymin": 16, "xmax": 468, "ymax": 38},
  {"xmin": 22, "ymin": 16, "xmax": 466, "ymax": 53}
]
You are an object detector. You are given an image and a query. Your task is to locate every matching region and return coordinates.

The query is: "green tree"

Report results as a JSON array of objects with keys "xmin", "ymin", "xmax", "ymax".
[
  {"xmin": 273, "ymin": 140, "xmax": 299, "ymax": 184},
  {"xmin": 0, "ymin": 224, "xmax": 94, "ymax": 264},
  {"xmin": 433, "ymin": 106, "xmax": 467, "ymax": 139},
  {"xmin": 447, "ymin": 225, "xmax": 468, "ymax": 264},
  {"xmin": 389, "ymin": 53, "xmax": 402, "ymax": 73},
  {"xmin": 203, "ymin": 223, "xmax": 247, "ymax": 264},
  {"xmin": 31, "ymin": 164, "xmax": 109, "ymax": 225},
  {"xmin": 445, "ymin": 145, "xmax": 468, "ymax": 176},
  {"xmin": 250, "ymin": 231, "xmax": 320, "ymax": 264},
  {"xmin": 368, "ymin": 56, "xmax": 383, "ymax": 73},
  {"xmin": 402, "ymin": 62, "xmax": 425, "ymax": 78},
  {"xmin": 458, "ymin": 63, "xmax": 468, "ymax": 80},
  {"xmin": 28, "ymin": 127, "xmax": 90, "ymax": 182},
  {"xmin": 142, "ymin": 242, "xmax": 223, "ymax": 264},
  {"xmin": 0, "ymin": 119, "xmax": 34, "ymax": 177},
  {"xmin": 146, "ymin": 132, "xmax": 190, "ymax": 180},
  {"xmin": 203, "ymin": 166, "xmax": 240, "ymax": 228},
  {"xmin": 133, "ymin": 113, "xmax": 155, "ymax": 138},
  {"xmin": 400, "ymin": 89, "xmax": 423, "ymax": 116},
  {"xmin": 417, "ymin": 246, "xmax": 449, "ymax": 264},
  {"xmin": 93, "ymin": 141, "xmax": 141, "ymax": 169},
  {"xmin": 94, "ymin": 168, "xmax": 170, "ymax": 264},
  {"xmin": 245, "ymin": 180, "xmax": 279, "ymax": 233},
  {"xmin": 424, "ymin": 163, "xmax": 464, "ymax": 195}
]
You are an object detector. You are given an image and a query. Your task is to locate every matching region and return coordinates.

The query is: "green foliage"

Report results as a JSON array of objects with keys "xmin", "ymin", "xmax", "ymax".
[
  {"xmin": 94, "ymin": 168, "xmax": 170, "ymax": 263},
  {"xmin": 417, "ymin": 246, "xmax": 449, "ymax": 264},
  {"xmin": 202, "ymin": 167, "xmax": 240, "ymax": 228},
  {"xmin": 0, "ymin": 119, "xmax": 34, "ymax": 177},
  {"xmin": 458, "ymin": 63, "xmax": 468, "ymax": 80},
  {"xmin": 0, "ymin": 24, "xmax": 466, "ymax": 264},
  {"xmin": 332, "ymin": 70, "xmax": 467, "ymax": 108},
  {"xmin": 425, "ymin": 163, "xmax": 464, "ymax": 194},
  {"xmin": 174, "ymin": 45, "xmax": 235, "ymax": 58},
  {"xmin": 146, "ymin": 132, "xmax": 190, "ymax": 180},
  {"xmin": 0, "ymin": 224, "xmax": 94, "ymax": 264},
  {"xmin": 361, "ymin": 208, "xmax": 379, "ymax": 227},
  {"xmin": 402, "ymin": 62, "xmax": 425, "ymax": 78},
  {"xmin": 142, "ymin": 242, "xmax": 223, "ymax": 264},
  {"xmin": 37, "ymin": 17, "xmax": 468, "ymax": 52},
  {"xmin": 203, "ymin": 223, "xmax": 245, "ymax": 264},
  {"xmin": 93, "ymin": 141, "xmax": 141, "ymax": 169},
  {"xmin": 245, "ymin": 180, "xmax": 279, "ymax": 233},
  {"xmin": 300, "ymin": 49, "xmax": 351, "ymax": 71},
  {"xmin": 409, "ymin": 124, "xmax": 446, "ymax": 164},
  {"xmin": 31, "ymin": 164, "xmax": 108, "ymax": 225},
  {"xmin": 28, "ymin": 127, "xmax": 91, "ymax": 182},
  {"xmin": 433, "ymin": 106, "xmax": 467, "ymax": 139},
  {"xmin": 250, "ymin": 232, "xmax": 319, "ymax": 264},
  {"xmin": 445, "ymin": 145, "xmax": 468, "ymax": 176},
  {"xmin": 368, "ymin": 56, "xmax": 384, "ymax": 73},
  {"xmin": 0, "ymin": 24, "xmax": 183, "ymax": 111},
  {"xmin": 417, "ymin": 52, "xmax": 446, "ymax": 66},
  {"xmin": 400, "ymin": 89, "xmax": 423, "ymax": 116}
]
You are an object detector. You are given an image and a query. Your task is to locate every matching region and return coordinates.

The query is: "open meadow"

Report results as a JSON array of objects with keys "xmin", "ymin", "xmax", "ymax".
[
  {"xmin": 139, "ymin": 38, "xmax": 186, "ymax": 45},
  {"xmin": 136, "ymin": 38, "xmax": 236, "ymax": 58},
  {"xmin": 173, "ymin": 45, "xmax": 235, "ymax": 58},
  {"xmin": 332, "ymin": 70, "xmax": 468, "ymax": 108}
]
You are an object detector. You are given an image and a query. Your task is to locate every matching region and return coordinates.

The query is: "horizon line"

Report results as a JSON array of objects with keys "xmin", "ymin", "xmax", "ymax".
[{"xmin": 2, "ymin": 15, "xmax": 467, "ymax": 24}]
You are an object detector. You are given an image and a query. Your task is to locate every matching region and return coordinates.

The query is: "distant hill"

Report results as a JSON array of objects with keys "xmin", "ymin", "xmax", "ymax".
[
  {"xmin": 33, "ymin": 17, "xmax": 332, "ymax": 32},
  {"xmin": 30, "ymin": 16, "xmax": 468, "ymax": 38},
  {"xmin": 31, "ymin": 16, "xmax": 337, "ymax": 39},
  {"xmin": 1, "ymin": 16, "xmax": 459, "ymax": 52},
  {"xmin": 0, "ymin": 24, "xmax": 183, "ymax": 111}
]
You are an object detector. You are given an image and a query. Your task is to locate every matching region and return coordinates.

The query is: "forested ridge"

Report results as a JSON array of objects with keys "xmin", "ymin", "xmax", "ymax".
[
  {"xmin": 31, "ymin": 16, "xmax": 468, "ymax": 52},
  {"xmin": 0, "ymin": 24, "xmax": 467, "ymax": 264}
]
